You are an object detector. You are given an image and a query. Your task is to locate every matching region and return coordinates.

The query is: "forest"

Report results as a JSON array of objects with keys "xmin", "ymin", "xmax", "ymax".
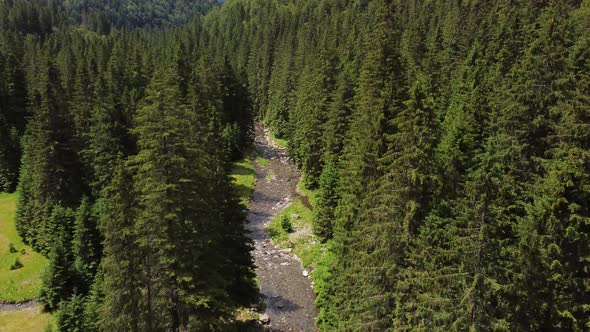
[{"xmin": 0, "ymin": 0, "xmax": 589, "ymax": 331}]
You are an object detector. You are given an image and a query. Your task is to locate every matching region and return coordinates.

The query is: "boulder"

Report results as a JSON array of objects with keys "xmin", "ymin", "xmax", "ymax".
[
  {"xmin": 259, "ymin": 314, "xmax": 270, "ymax": 325},
  {"xmin": 302, "ymin": 270, "xmax": 309, "ymax": 277}
]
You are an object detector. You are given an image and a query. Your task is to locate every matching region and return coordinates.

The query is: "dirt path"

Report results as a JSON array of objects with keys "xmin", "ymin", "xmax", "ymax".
[
  {"xmin": 0, "ymin": 300, "xmax": 38, "ymax": 311},
  {"xmin": 247, "ymin": 124, "xmax": 318, "ymax": 332}
]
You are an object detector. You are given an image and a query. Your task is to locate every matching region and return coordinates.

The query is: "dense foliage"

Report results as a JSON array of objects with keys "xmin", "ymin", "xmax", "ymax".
[
  {"xmin": 63, "ymin": 0, "xmax": 222, "ymax": 29},
  {"xmin": 0, "ymin": 0, "xmax": 589, "ymax": 331},
  {"xmin": 200, "ymin": 0, "xmax": 589, "ymax": 330},
  {"xmin": 1, "ymin": 0, "xmax": 254, "ymax": 330}
]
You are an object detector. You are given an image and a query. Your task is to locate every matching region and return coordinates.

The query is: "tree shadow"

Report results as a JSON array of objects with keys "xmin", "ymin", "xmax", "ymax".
[
  {"xmin": 232, "ymin": 163, "xmax": 256, "ymax": 176},
  {"xmin": 263, "ymin": 293, "xmax": 303, "ymax": 313}
]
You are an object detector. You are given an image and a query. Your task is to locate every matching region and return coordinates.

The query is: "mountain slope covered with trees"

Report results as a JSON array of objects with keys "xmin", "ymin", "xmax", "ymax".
[
  {"xmin": 200, "ymin": 1, "xmax": 589, "ymax": 330},
  {"xmin": 0, "ymin": 0, "xmax": 588, "ymax": 331}
]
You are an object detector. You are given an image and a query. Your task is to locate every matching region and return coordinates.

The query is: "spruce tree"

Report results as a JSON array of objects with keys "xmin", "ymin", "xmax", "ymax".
[
  {"xmin": 313, "ymin": 160, "xmax": 338, "ymax": 242},
  {"xmin": 73, "ymin": 196, "xmax": 101, "ymax": 292},
  {"xmin": 519, "ymin": 4, "xmax": 590, "ymax": 328},
  {"xmin": 40, "ymin": 205, "xmax": 77, "ymax": 311},
  {"xmin": 56, "ymin": 293, "xmax": 87, "ymax": 332},
  {"xmin": 319, "ymin": 1, "xmax": 406, "ymax": 328},
  {"xmin": 16, "ymin": 52, "xmax": 83, "ymax": 253},
  {"xmin": 98, "ymin": 160, "xmax": 142, "ymax": 332}
]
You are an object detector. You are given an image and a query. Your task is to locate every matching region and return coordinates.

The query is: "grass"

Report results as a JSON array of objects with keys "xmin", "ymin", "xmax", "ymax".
[
  {"xmin": 268, "ymin": 131, "xmax": 288, "ymax": 149},
  {"xmin": 267, "ymin": 191, "xmax": 324, "ymax": 270},
  {"xmin": 231, "ymin": 158, "xmax": 256, "ymax": 207},
  {"xmin": 297, "ymin": 177, "xmax": 319, "ymax": 208},
  {"xmin": 0, "ymin": 306, "xmax": 53, "ymax": 332},
  {"xmin": 254, "ymin": 156, "xmax": 270, "ymax": 167},
  {"xmin": 0, "ymin": 193, "xmax": 47, "ymax": 303}
]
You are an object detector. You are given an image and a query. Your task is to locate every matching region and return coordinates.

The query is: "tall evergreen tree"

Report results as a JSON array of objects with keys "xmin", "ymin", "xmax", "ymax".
[
  {"xmin": 73, "ymin": 196, "xmax": 102, "ymax": 292},
  {"xmin": 16, "ymin": 52, "xmax": 83, "ymax": 253},
  {"xmin": 40, "ymin": 205, "xmax": 77, "ymax": 311},
  {"xmin": 98, "ymin": 160, "xmax": 142, "ymax": 331}
]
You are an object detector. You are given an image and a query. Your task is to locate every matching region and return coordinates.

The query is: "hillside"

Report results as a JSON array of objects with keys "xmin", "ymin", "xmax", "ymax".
[{"xmin": 0, "ymin": 0, "xmax": 589, "ymax": 331}]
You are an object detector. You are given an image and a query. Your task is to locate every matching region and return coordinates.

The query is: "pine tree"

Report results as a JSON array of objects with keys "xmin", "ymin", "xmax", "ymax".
[
  {"xmin": 0, "ymin": 110, "xmax": 20, "ymax": 192},
  {"xmin": 265, "ymin": 37, "xmax": 294, "ymax": 138},
  {"xmin": 73, "ymin": 196, "xmax": 101, "ymax": 292},
  {"xmin": 40, "ymin": 205, "xmax": 77, "ymax": 311},
  {"xmin": 0, "ymin": 32, "xmax": 26, "ymax": 192},
  {"xmin": 396, "ymin": 44, "xmax": 488, "ymax": 330},
  {"xmin": 129, "ymin": 63, "xmax": 248, "ymax": 329},
  {"xmin": 289, "ymin": 60, "xmax": 328, "ymax": 188},
  {"xmin": 85, "ymin": 73, "xmax": 126, "ymax": 193},
  {"xmin": 313, "ymin": 160, "xmax": 338, "ymax": 242},
  {"xmin": 56, "ymin": 293, "xmax": 86, "ymax": 332},
  {"xmin": 220, "ymin": 59, "xmax": 253, "ymax": 160},
  {"xmin": 519, "ymin": 4, "xmax": 590, "ymax": 329},
  {"xmin": 98, "ymin": 160, "xmax": 142, "ymax": 331},
  {"xmin": 319, "ymin": 1, "xmax": 406, "ymax": 328},
  {"xmin": 16, "ymin": 52, "xmax": 83, "ymax": 253}
]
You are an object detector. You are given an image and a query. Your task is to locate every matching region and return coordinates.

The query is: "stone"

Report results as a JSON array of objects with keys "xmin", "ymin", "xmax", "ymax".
[
  {"xmin": 302, "ymin": 270, "xmax": 309, "ymax": 277},
  {"xmin": 276, "ymin": 300, "xmax": 286, "ymax": 309},
  {"xmin": 291, "ymin": 213, "xmax": 300, "ymax": 220},
  {"xmin": 259, "ymin": 314, "xmax": 270, "ymax": 325}
]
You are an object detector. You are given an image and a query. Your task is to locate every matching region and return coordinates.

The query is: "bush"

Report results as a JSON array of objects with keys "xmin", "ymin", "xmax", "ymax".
[
  {"xmin": 10, "ymin": 257, "xmax": 23, "ymax": 270},
  {"xmin": 281, "ymin": 215, "xmax": 293, "ymax": 233},
  {"xmin": 9, "ymin": 242, "xmax": 17, "ymax": 253}
]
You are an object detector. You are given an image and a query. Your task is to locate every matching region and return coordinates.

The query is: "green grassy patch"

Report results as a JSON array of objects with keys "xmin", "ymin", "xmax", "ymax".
[
  {"xmin": 0, "ymin": 193, "xmax": 47, "ymax": 303},
  {"xmin": 254, "ymin": 157, "xmax": 270, "ymax": 167},
  {"xmin": 296, "ymin": 178, "xmax": 318, "ymax": 208},
  {"xmin": 231, "ymin": 158, "xmax": 256, "ymax": 207},
  {"xmin": 267, "ymin": 196, "xmax": 324, "ymax": 271},
  {"xmin": 269, "ymin": 132, "xmax": 288, "ymax": 149},
  {"xmin": 0, "ymin": 306, "xmax": 53, "ymax": 331}
]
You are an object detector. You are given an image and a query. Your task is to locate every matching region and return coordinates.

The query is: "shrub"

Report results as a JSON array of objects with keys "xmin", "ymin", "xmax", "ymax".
[
  {"xmin": 281, "ymin": 215, "xmax": 293, "ymax": 233},
  {"xmin": 10, "ymin": 257, "xmax": 23, "ymax": 270},
  {"xmin": 9, "ymin": 242, "xmax": 17, "ymax": 253}
]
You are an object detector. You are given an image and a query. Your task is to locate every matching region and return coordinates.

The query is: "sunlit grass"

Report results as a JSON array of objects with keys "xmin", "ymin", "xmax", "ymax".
[
  {"xmin": 296, "ymin": 176, "xmax": 318, "ymax": 208},
  {"xmin": 254, "ymin": 157, "xmax": 270, "ymax": 167},
  {"xmin": 269, "ymin": 132, "xmax": 288, "ymax": 149},
  {"xmin": 0, "ymin": 306, "xmax": 53, "ymax": 332},
  {"xmin": 0, "ymin": 193, "xmax": 47, "ymax": 303},
  {"xmin": 267, "ymin": 195, "xmax": 323, "ymax": 270},
  {"xmin": 231, "ymin": 158, "xmax": 256, "ymax": 207}
]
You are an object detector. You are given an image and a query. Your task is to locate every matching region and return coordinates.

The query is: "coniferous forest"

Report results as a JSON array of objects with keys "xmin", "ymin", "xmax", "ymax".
[{"xmin": 0, "ymin": 0, "xmax": 589, "ymax": 331}]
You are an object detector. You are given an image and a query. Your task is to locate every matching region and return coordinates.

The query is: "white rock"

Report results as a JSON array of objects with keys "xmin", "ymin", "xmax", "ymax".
[
  {"xmin": 259, "ymin": 314, "xmax": 270, "ymax": 325},
  {"xmin": 303, "ymin": 270, "xmax": 309, "ymax": 277}
]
